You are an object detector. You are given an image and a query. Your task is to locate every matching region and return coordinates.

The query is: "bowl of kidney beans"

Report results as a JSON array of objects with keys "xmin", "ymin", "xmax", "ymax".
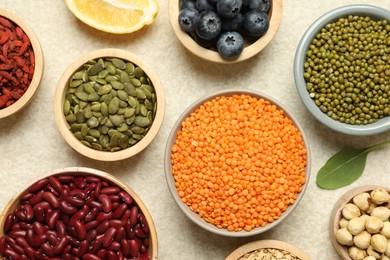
[{"xmin": 0, "ymin": 167, "xmax": 157, "ymax": 260}]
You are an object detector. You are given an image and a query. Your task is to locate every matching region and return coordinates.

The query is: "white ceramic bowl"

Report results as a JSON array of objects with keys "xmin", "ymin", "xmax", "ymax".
[
  {"xmin": 164, "ymin": 89, "xmax": 310, "ymax": 237},
  {"xmin": 294, "ymin": 5, "xmax": 390, "ymax": 136}
]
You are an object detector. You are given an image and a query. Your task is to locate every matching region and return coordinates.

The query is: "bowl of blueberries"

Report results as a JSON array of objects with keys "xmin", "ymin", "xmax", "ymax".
[{"xmin": 168, "ymin": 0, "xmax": 283, "ymax": 63}]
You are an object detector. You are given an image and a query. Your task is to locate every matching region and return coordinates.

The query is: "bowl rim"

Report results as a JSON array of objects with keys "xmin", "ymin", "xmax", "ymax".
[
  {"xmin": 329, "ymin": 185, "xmax": 390, "ymax": 260},
  {"xmin": 0, "ymin": 8, "xmax": 44, "ymax": 119},
  {"xmin": 164, "ymin": 88, "xmax": 311, "ymax": 237},
  {"xmin": 0, "ymin": 166, "xmax": 158, "ymax": 259},
  {"xmin": 294, "ymin": 4, "xmax": 390, "ymax": 136},
  {"xmin": 224, "ymin": 239, "xmax": 312, "ymax": 260},
  {"xmin": 168, "ymin": 0, "xmax": 283, "ymax": 64},
  {"xmin": 54, "ymin": 48, "xmax": 165, "ymax": 161}
]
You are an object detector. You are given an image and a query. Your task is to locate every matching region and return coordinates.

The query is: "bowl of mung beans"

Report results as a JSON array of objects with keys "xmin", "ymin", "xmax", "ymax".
[
  {"xmin": 54, "ymin": 48, "xmax": 165, "ymax": 161},
  {"xmin": 164, "ymin": 89, "xmax": 310, "ymax": 237},
  {"xmin": 225, "ymin": 239, "xmax": 311, "ymax": 260},
  {"xmin": 0, "ymin": 8, "xmax": 44, "ymax": 119},
  {"xmin": 294, "ymin": 5, "xmax": 390, "ymax": 135},
  {"xmin": 0, "ymin": 167, "xmax": 158, "ymax": 259}
]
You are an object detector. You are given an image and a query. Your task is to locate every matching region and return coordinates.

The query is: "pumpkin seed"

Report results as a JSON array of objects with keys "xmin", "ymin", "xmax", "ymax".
[
  {"xmin": 105, "ymin": 75, "xmax": 119, "ymax": 83},
  {"xmin": 117, "ymin": 90, "xmax": 129, "ymax": 101},
  {"xmin": 124, "ymin": 108, "xmax": 135, "ymax": 118},
  {"xmin": 144, "ymin": 99, "xmax": 154, "ymax": 111},
  {"xmin": 140, "ymin": 86, "xmax": 152, "ymax": 99},
  {"xmin": 134, "ymin": 67, "xmax": 144, "ymax": 78},
  {"xmin": 110, "ymin": 133, "xmax": 121, "ymax": 147},
  {"xmin": 72, "ymin": 71, "xmax": 84, "ymax": 80},
  {"xmin": 65, "ymin": 114, "xmax": 76, "ymax": 124},
  {"xmin": 128, "ymin": 138, "xmax": 138, "ymax": 145},
  {"xmin": 136, "ymin": 88, "xmax": 146, "ymax": 99},
  {"xmin": 87, "ymin": 63, "xmax": 104, "ymax": 76},
  {"xmin": 98, "ymin": 84, "xmax": 112, "ymax": 95},
  {"xmin": 83, "ymin": 83, "xmax": 95, "ymax": 94},
  {"xmin": 82, "ymin": 72, "xmax": 89, "ymax": 82},
  {"xmin": 98, "ymin": 69, "xmax": 109, "ymax": 79},
  {"xmin": 132, "ymin": 133, "xmax": 143, "ymax": 140},
  {"xmin": 95, "ymin": 78, "xmax": 107, "ymax": 85},
  {"xmin": 84, "ymin": 107, "xmax": 93, "ymax": 119},
  {"xmin": 125, "ymin": 62, "xmax": 135, "ymax": 74},
  {"xmin": 124, "ymin": 83, "xmax": 137, "ymax": 96},
  {"xmin": 109, "ymin": 97, "xmax": 120, "ymax": 114},
  {"xmin": 111, "ymin": 147, "xmax": 121, "ymax": 152},
  {"xmin": 109, "ymin": 114, "xmax": 124, "ymax": 126},
  {"xmin": 108, "ymin": 129, "xmax": 120, "ymax": 137},
  {"xmin": 79, "ymin": 101, "xmax": 88, "ymax": 109},
  {"xmin": 85, "ymin": 135, "xmax": 98, "ymax": 143},
  {"xmin": 117, "ymin": 123, "xmax": 129, "ymax": 132},
  {"xmin": 91, "ymin": 103, "xmax": 101, "ymax": 112},
  {"xmin": 74, "ymin": 131, "xmax": 84, "ymax": 140},
  {"xmin": 88, "ymin": 92, "xmax": 100, "ymax": 102},
  {"xmin": 99, "ymin": 135, "xmax": 109, "ymax": 148},
  {"xmin": 91, "ymin": 143, "xmax": 103, "ymax": 150},
  {"xmin": 101, "ymin": 94, "xmax": 113, "ymax": 105},
  {"xmin": 112, "ymin": 58, "xmax": 126, "ymax": 69},
  {"xmin": 81, "ymin": 124, "xmax": 89, "ymax": 136},
  {"xmin": 119, "ymin": 135, "xmax": 129, "ymax": 149},
  {"xmin": 70, "ymin": 79, "xmax": 83, "ymax": 88},
  {"xmin": 128, "ymin": 96, "xmax": 137, "ymax": 108},
  {"xmin": 70, "ymin": 123, "xmax": 82, "ymax": 132},
  {"xmin": 98, "ymin": 58, "xmax": 105, "ymax": 67},
  {"xmin": 131, "ymin": 126, "xmax": 145, "ymax": 134},
  {"xmin": 64, "ymin": 100, "xmax": 71, "ymax": 115},
  {"xmin": 99, "ymin": 125, "xmax": 109, "ymax": 134},
  {"xmin": 76, "ymin": 111, "xmax": 85, "ymax": 123},
  {"xmin": 125, "ymin": 116, "xmax": 135, "ymax": 125},
  {"xmin": 88, "ymin": 129, "xmax": 101, "ymax": 138},
  {"xmin": 130, "ymin": 78, "xmax": 141, "ymax": 87},
  {"xmin": 134, "ymin": 116, "xmax": 150, "ymax": 127},
  {"xmin": 140, "ymin": 76, "xmax": 148, "ymax": 84},
  {"xmin": 107, "ymin": 63, "xmax": 116, "ymax": 75},
  {"xmin": 120, "ymin": 71, "xmax": 130, "ymax": 83},
  {"xmin": 81, "ymin": 140, "xmax": 92, "ymax": 147},
  {"xmin": 111, "ymin": 81, "xmax": 124, "ymax": 90},
  {"xmin": 87, "ymin": 116, "xmax": 99, "ymax": 128},
  {"xmin": 105, "ymin": 119, "xmax": 114, "ymax": 128},
  {"xmin": 75, "ymin": 91, "xmax": 89, "ymax": 102},
  {"xmin": 140, "ymin": 104, "xmax": 148, "ymax": 117}
]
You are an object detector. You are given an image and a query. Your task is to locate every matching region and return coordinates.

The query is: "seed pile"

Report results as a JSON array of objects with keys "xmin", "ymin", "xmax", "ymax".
[
  {"xmin": 304, "ymin": 15, "xmax": 390, "ymax": 125},
  {"xmin": 0, "ymin": 16, "xmax": 35, "ymax": 109},
  {"xmin": 171, "ymin": 94, "xmax": 307, "ymax": 232},
  {"xmin": 238, "ymin": 248, "xmax": 301, "ymax": 260},
  {"xmin": 64, "ymin": 57, "xmax": 157, "ymax": 152}
]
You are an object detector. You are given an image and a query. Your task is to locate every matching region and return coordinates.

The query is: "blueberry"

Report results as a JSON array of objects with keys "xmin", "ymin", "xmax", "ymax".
[
  {"xmin": 216, "ymin": 31, "xmax": 244, "ymax": 59},
  {"xmin": 241, "ymin": 0, "xmax": 270, "ymax": 13},
  {"xmin": 191, "ymin": 32, "xmax": 217, "ymax": 49},
  {"xmin": 221, "ymin": 13, "xmax": 243, "ymax": 31},
  {"xmin": 178, "ymin": 8, "xmax": 200, "ymax": 32},
  {"xmin": 196, "ymin": 0, "xmax": 215, "ymax": 12},
  {"xmin": 242, "ymin": 9, "xmax": 269, "ymax": 37},
  {"xmin": 258, "ymin": 0, "xmax": 271, "ymax": 13},
  {"xmin": 217, "ymin": 0, "xmax": 242, "ymax": 18},
  {"xmin": 196, "ymin": 11, "xmax": 221, "ymax": 40},
  {"xmin": 181, "ymin": 0, "xmax": 196, "ymax": 9}
]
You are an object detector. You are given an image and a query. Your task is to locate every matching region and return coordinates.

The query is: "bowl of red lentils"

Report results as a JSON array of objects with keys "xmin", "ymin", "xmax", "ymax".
[
  {"xmin": 164, "ymin": 89, "xmax": 310, "ymax": 237},
  {"xmin": 0, "ymin": 8, "xmax": 43, "ymax": 119}
]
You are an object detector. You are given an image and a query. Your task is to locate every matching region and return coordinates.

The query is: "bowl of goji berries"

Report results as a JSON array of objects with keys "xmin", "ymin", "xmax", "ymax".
[
  {"xmin": 0, "ymin": 9, "xmax": 43, "ymax": 119},
  {"xmin": 164, "ymin": 89, "xmax": 310, "ymax": 237}
]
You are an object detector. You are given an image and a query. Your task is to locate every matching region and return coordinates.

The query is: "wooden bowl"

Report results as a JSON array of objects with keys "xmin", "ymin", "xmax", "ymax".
[
  {"xmin": 54, "ymin": 48, "xmax": 165, "ymax": 161},
  {"xmin": 0, "ymin": 167, "xmax": 158, "ymax": 259},
  {"xmin": 164, "ymin": 89, "xmax": 310, "ymax": 237},
  {"xmin": 168, "ymin": 0, "xmax": 283, "ymax": 63},
  {"xmin": 0, "ymin": 8, "xmax": 43, "ymax": 119},
  {"xmin": 225, "ymin": 239, "xmax": 311, "ymax": 260},
  {"xmin": 329, "ymin": 185, "xmax": 390, "ymax": 260}
]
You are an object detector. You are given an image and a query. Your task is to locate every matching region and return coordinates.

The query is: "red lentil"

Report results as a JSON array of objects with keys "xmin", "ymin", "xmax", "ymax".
[
  {"xmin": 0, "ymin": 16, "xmax": 35, "ymax": 109},
  {"xmin": 171, "ymin": 94, "xmax": 307, "ymax": 232}
]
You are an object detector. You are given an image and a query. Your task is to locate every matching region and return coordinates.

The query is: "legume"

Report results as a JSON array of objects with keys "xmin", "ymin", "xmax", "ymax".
[
  {"xmin": 171, "ymin": 94, "xmax": 307, "ymax": 232},
  {"xmin": 0, "ymin": 174, "xmax": 150, "ymax": 259},
  {"xmin": 304, "ymin": 15, "xmax": 390, "ymax": 125},
  {"xmin": 238, "ymin": 248, "xmax": 301, "ymax": 260},
  {"xmin": 0, "ymin": 16, "xmax": 35, "ymax": 109},
  {"xmin": 64, "ymin": 57, "xmax": 157, "ymax": 152}
]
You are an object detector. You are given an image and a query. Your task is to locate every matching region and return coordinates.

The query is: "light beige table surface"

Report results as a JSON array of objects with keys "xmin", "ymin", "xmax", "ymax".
[{"xmin": 0, "ymin": 1, "xmax": 389, "ymax": 259}]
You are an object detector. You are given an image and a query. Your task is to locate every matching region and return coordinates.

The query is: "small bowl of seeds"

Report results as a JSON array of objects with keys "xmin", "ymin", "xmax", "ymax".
[
  {"xmin": 54, "ymin": 48, "xmax": 165, "ymax": 161},
  {"xmin": 0, "ymin": 167, "xmax": 158, "ymax": 259},
  {"xmin": 330, "ymin": 185, "xmax": 390, "ymax": 260},
  {"xmin": 168, "ymin": 0, "xmax": 283, "ymax": 63},
  {"xmin": 164, "ymin": 89, "xmax": 310, "ymax": 237},
  {"xmin": 0, "ymin": 8, "xmax": 44, "ymax": 119},
  {"xmin": 294, "ymin": 5, "xmax": 390, "ymax": 135},
  {"xmin": 225, "ymin": 239, "xmax": 311, "ymax": 260}
]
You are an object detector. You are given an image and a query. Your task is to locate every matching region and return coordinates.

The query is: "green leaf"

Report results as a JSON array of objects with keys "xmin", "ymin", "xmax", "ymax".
[{"xmin": 316, "ymin": 141, "xmax": 390, "ymax": 190}]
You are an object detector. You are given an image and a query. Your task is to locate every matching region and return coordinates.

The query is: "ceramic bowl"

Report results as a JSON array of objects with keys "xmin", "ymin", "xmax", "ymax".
[
  {"xmin": 168, "ymin": 0, "xmax": 283, "ymax": 63},
  {"xmin": 54, "ymin": 48, "xmax": 165, "ymax": 161},
  {"xmin": 0, "ymin": 8, "xmax": 43, "ymax": 119},
  {"xmin": 294, "ymin": 5, "xmax": 390, "ymax": 136},
  {"xmin": 164, "ymin": 89, "xmax": 310, "ymax": 237},
  {"xmin": 225, "ymin": 239, "xmax": 311, "ymax": 260},
  {"xmin": 0, "ymin": 167, "xmax": 158, "ymax": 259},
  {"xmin": 330, "ymin": 185, "xmax": 390, "ymax": 260}
]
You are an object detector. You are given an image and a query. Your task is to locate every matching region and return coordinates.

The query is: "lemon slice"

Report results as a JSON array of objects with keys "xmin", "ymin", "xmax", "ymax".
[{"xmin": 65, "ymin": 0, "xmax": 159, "ymax": 34}]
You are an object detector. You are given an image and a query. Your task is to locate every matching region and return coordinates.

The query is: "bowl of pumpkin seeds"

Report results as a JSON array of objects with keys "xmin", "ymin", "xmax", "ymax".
[{"xmin": 54, "ymin": 48, "xmax": 165, "ymax": 161}]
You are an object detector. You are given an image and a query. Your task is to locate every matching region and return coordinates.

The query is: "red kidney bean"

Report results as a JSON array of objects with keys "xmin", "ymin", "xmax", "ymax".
[
  {"xmin": 118, "ymin": 191, "xmax": 133, "ymax": 205},
  {"xmin": 9, "ymin": 229, "xmax": 26, "ymax": 239},
  {"xmin": 29, "ymin": 190, "xmax": 44, "ymax": 205},
  {"xmin": 94, "ymin": 181, "xmax": 101, "ymax": 196},
  {"xmin": 120, "ymin": 209, "xmax": 131, "ymax": 225},
  {"xmin": 86, "ymin": 229, "xmax": 97, "ymax": 242},
  {"xmin": 47, "ymin": 185, "xmax": 60, "ymax": 197},
  {"xmin": 87, "ymin": 200, "xmax": 102, "ymax": 210},
  {"xmin": 96, "ymin": 211, "xmax": 113, "ymax": 222},
  {"xmin": 65, "ymin": 195, "xmax": 85, "ymax": 208},
  {"xmin": 85, "ymin": 207, "xmax": 99, "ymax": 223},
  {"xmin": 101, "ymin": 181, "xmax": 109, "ymax": 188},
  {"xmin": 107, "ymin": 250, "xmax": 117, "ymax": 260},
  {"xmin": 47, "ymin": 233, "xmax": 59, "ymax": 246},
  {"xmin": 26, "ymin": 229, "xmax": 47, "ymax": 249},
  {"xmin": 85, "ymin": 183, "xmax": 97, "ymax": 195},
  {"xmin": 28, "ymin": 179, "xmax": 49, "ymax": 193},
  {"xmin": 72, "ymin": 239, "xmax": 89, "ymax": 257},
  {"xmin": 41, "ymin": 242, "xmax": 56, "ymax": 257},
  {"xmin": 108, "ymin": 219, "xmax": 122, "ymax": 228},
  {"xmin": 18, "ymin": 222, "xmax": 32, "ymax": 230},
  {"xmin": 102, "ymin": 227, "xmax": 116, "ymax": 248},
  {"xmin": 34, "ymin": 249, "xmax": 50, "ymax": 259},
  {"xmin": 117, "ymin": 251, "xmax": 124, "ymax": 260},
  {"xmin": 11, "ymin": 242, "xmax": 25, "ymax": 255},
  {"xmin": 121, "ymin": 239, "xmax": 130, "ymax": 257},
  {"xmin": 4, "ymin": 213, "xmax": 15, "ymax": 233},
  {"xmin": 85, "ymin": 220, "xmax": 99, "ymax": 232},
  {"xmin": 114, "ymin": 226, "xmax": 125, "ymax": 242},
  {"xmin": 112, "ymin": 202, "xmax": 119, "ymax": 210},
  {"xmin": 89, "ymin": 235, "xmax": 103, "ymax": 254},
  {"xmin": 60, "ymin": 200, "xmax": 77, "ymax": 215},
  {"xmin": 63, "ymin": 244, "xmax": 72, "ymax": 254},
  {"xmin": 66, "ymin": 225, "xmax": 78, "ymax": 239},
  {"xmin": 67, "ymin": 236, "xmax": 80, "ymax": 248},
  {"xmin": 43, "ymin": 191, "xmax": 60, "ymax": 208},
  {"xmin": 0, "ymin": 236, "xmax": 6, "ymax": 253},
  {"xmin": 75, "ymin": 177, "xmax": 87, "ymax": 189},
  {"xmin": 129, "ymin": 239, "xmax": 139, "ymax": 258},
  {"xmin": 57, "ymin": 175, "xmax": 75, "ymax": 183},
  {"xmin": 83, "ymin": 253, "xmax": 101, "ymax": 260},
  {"xmin": 56, "ymin": 220, "xmax": 66, "ymax": 237},
  {"xmin": 69, "ymin": 189, "xmax": 87, "ymax": 199},
  {"xmin": 108, "ymin": 241, "xmax": 120, "ymax": 251},
  {"xmin": 49, "ymin": 176, "xmax": 63, "ymax": 194},
  {"xmin": 97, "ymin": 220, "xmax": 110, "ymax": 234},
  {"xmin": 125, "ymin": 226, "xmax": 135, "ymax": 239},
  {"xmin": 4, "ymin": 247, "xmax": 20, "ymax": 259},
  {"xmin": 33, "ymin": 201, "xmax": 51, "ymax": 211},
  {"xmin": 97, "ymin": 249, "xmax": 107, "ymax": 259},
  {"xmin": 72, "ymin": 220, "xmax": 87, "ymax": 240},
  {"xmin": 45, "ymin": 209, "xmax": 60, "ymax": 229},
  {"xmin": 86, "ymin": 176, "xmax": 100, "ymax": 183},
  {"xmin": 109, "ymin": 195, "xmax": 120, "ymax": 203},
  {"xmin": 101, "ymin": 187, "xmax": 120, "ymax": 195},
  {"xmin": 98, "ymin": 194, "xmax": 112, "ymax": 213},
  {"xmin": 25, "ymin": 246, "xmax": 36, "ymax": 259},
  {"xmin": 143, "ymin": 237, "xmax": 149, "ymax": 247},
  {"xmin": 70, "ymin": 207, "xmax": 88, "ymax": 225},
  {"xmin": 139, "ymin": 214, "xmax": 150, "ymax": 234},
  {"xmin": 129, "ymin": 206, "xmax": 138, "ymax": 227},
  {"xmin": 20, "ymin": 192, "xmax": 34, "ymax": 201}
]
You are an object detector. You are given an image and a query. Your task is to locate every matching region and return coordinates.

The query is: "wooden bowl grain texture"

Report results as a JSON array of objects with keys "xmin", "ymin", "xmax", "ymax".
[
  {"xmin": 329, "ymin": 185, "xmax": 390, "ymax": 260},
  {"xmin": 0, "ymin": 167, "xmax": 158, "ymax": 259},
  {"xmin": 225, "ymin": 239, "xmax": 312, "ymax": 260},
  {"xmin": 54, "ymin": 48, "xmax": 165, "ymax": 161},
  {"xmin": 168, "ymin": 0, "xmax": 283, "ymax": 64},
  {"xmin": 0, "ymin": 8, "xmax": 44, "ymax": 119}
]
